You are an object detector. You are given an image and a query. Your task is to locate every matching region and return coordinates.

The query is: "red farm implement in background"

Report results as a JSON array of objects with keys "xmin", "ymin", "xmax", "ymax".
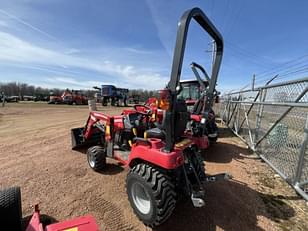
[
  {"xmin": 0, "ymin": 187, "xmax": 99, "ymax": 231},
  {"xmin": 62, "ymin": 89, "xmax": 88, "ymax": 105}
]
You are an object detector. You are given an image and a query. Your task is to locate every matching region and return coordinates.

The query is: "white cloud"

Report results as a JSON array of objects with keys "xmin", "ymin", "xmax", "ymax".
[
  {"xmin": 0, "ymin": 31, "xmax": 168, "ymax": 89},
  {"xmin": 45, "ymin": 77, "xmax": 102, "ymax": 89},
  {"xmin": 125, "ymin": 47, "xmax": 153, "ymax": 54},
  {"xmin": 0, "ymin": 20, "xmax": 8, "ymax": 27},
  {"xmin": 64, "ymin": 48, "xmax": 80, "ymax": 55}
]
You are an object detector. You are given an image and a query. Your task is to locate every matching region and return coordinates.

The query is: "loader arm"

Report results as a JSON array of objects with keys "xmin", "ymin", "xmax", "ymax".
[{"xmin": 83, "ymin": 112, "xmax": 111, "ymax": 140}]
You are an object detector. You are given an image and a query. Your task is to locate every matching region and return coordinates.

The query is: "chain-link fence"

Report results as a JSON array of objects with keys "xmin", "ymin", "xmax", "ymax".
[{"xmin": 217, "ymin": 77, "xmax": 308, "ymax": 200}]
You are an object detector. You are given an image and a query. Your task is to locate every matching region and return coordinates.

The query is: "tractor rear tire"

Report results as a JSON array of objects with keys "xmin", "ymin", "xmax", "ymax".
[
  {"xmin": 87, "ymin": 146, "xmax": 106, "ymax": 171},
  {"xmin": 126, "ymin": 164, "xmax": 176, "ymax": 227},
  {"xmin": 0, "ymin": 187, "xmax": 22, "ymax": 231}
]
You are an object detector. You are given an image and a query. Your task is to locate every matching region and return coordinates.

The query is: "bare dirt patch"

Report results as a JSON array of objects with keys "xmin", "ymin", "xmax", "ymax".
[{"xmin": 0, "ymin": 102, "xmax": 307, "ymax": 230}]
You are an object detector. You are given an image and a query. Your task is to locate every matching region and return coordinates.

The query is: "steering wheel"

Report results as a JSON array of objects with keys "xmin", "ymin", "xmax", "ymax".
[{"xmin": 134, "ymin": 104, "xmax": 152, "ymax": 116}]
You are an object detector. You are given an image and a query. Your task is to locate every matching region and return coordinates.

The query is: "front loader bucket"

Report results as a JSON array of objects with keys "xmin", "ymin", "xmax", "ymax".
[
  {"xmin": 71, "ymin": 127, "xmax": 102, "ymax": 150},
  {"xmin": 71, "ymin": 127, "xmax": 86, "ymax": 150}
]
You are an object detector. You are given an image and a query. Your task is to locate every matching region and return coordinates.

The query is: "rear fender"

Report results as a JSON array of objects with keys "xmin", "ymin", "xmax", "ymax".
[{"xmin": 128, "ymin": 138, "xmax": 191, "ymax": 169}]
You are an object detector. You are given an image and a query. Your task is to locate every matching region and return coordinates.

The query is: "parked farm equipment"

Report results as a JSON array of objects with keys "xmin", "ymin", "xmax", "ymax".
[
  {"xmin": 72, "ymin": 8, "xmax": 228, "ymax": 227},
  {"xmin": 94, "ymin": 85, "xmax": 128, "ymax": 106},
  {"xmin": 62, "ymin": 89, "xmax": 88, "ymax": 105},
  {"xmin": 0, "ymin": 94, "xmax": 19, "ymax": 103},
  {"xmin": 0, "ymin": 187, "xmax": 99, "ymax": 231},
  {"xmin": 128, "ymin": 94, "xmax": 140, "ymax": 104},
  {"xmin": 47, "ymin": 95, "xmax": 62, "ymax": 104},
  {"xmin": 48, "ymin": 89, "xmax": 88, "ymax": 105}
]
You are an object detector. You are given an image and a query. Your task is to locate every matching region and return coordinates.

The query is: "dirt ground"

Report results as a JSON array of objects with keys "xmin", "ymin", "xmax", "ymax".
[{"xmin": 0, "ymin": 102, "xmax": 307, "ymax": 231}]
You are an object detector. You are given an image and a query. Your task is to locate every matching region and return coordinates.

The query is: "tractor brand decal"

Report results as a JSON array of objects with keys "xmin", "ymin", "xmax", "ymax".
[
  {"xmin": 105, "ymin": 125, "xmax": 110, "ymax": 136},
  {"xmin": 93, "ymin": 112, "xmax": 108, "ymax": 119},
  {"xmin": 64, "ymin": 227, "xmax": 78, "ymax": 231},
  {"xmin": 175, "ymin": 138, "xmax": 191, "ymax": 148},
  {"xmin": 90, "ymin": 115, "xmax": 97, "ymax": 121}
]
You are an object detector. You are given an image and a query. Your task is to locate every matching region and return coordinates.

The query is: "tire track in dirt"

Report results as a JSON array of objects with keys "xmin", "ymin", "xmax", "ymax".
[
  {"xmin": 0, "ymin": 119, "xmax": 83, "ymax": 141},
  {"xmin": 89, "ymin": 195, "xmax": 136, "ymax": 231}
]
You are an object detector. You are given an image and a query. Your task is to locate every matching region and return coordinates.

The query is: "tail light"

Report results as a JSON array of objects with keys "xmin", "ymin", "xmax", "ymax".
[{"xmin": 158, "ymin": 89, "xmax": 170, "ymax": 110}]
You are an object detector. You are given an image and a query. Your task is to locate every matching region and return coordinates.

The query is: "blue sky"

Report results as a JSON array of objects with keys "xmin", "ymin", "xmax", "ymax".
[{"xmin": 0, "ymin": 0, "xmax": 308, "ymax": 92}]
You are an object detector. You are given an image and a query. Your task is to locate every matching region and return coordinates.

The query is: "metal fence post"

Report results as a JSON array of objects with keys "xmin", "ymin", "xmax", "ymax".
[
  {"xmin": 254, "ymin": 88, "xmax": 265, "ymax": 148},
  {"xmin": 235, "ymin": 94, "xmax": 241, "ymax": 134},
  {"xmin": 294, "ymin": 114, "xmax": 308, "ymax": 185}
]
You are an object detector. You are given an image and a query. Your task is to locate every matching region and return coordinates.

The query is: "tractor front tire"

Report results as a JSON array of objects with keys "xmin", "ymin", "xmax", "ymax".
[
  {"xmin": 0, "ymin": 187, "xmax": 22, "ymax": 231},
  {"xmin": 86, "ymin": 146, "xmax": 106, "ymax": 171},
  {"xmin": 126, "ymin": 164, "xmax": 176, "ymax": 227}
]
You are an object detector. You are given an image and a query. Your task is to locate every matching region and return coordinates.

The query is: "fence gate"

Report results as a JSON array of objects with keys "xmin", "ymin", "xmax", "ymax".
[{"xmin": 218, "ymin": 77, "xmax": 308, "ymax": 200}]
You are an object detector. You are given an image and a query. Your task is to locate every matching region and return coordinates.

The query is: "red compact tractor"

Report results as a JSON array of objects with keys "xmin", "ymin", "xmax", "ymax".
[{"xmin": 71, "ymin": 8, "xmax": 228, "ymax": 227}]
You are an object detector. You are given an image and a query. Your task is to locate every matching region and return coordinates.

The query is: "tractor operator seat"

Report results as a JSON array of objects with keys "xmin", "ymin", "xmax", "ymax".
[{"xmin": 144, "ymin": 99, "xmax": 189, "ymax": 141}]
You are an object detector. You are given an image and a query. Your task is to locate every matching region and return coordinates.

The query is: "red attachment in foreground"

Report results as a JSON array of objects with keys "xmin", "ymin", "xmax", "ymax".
[
  {"xmin": 25, "ymin": 204, "xmax": 99, "ymax": 231},
  {"xmin": 46, "ymin": 215, "xmax": 99, "ymax": 231},
  {"xmin": 26, "ymin": 205, "xmax": 43, "ymax": 231}
]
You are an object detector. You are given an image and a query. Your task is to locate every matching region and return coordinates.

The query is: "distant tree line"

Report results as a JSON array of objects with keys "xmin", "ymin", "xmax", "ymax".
[
  {"xmin": 128, "ymin": 89, "xmax": 160, "ymax": 102},
  {"xmin": 0, "ymin": 82, "xmax": 63, "ymax": 97},
  {"xmin": 0, "ymin": 82, "xmax": 160, "ymax": 102}
]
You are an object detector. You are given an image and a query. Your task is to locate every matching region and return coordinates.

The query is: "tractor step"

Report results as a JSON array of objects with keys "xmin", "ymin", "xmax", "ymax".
[
  {"xmin": 191, "ymin": 190, "xmax": 205, "ymax": 207},
  {"xmin": 204, "ymin": 173, "xmax": 232, "ymax": 182},
  {"xmin": 114, "ymin": 146, "xmax": 130, "ymax": 161}
]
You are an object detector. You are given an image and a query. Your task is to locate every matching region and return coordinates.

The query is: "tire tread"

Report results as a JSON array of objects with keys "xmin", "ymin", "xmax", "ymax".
[{"xmin": 127, "ymin": 164, "xmax": 176, "ymax": 227}]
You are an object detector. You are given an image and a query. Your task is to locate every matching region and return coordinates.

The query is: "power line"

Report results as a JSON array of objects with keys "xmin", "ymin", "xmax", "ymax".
[
  {"xmin": 255, "ymin": 54, "xmax": 308, "ymax": 77},
  {"xmin": 254, "ymin": 65, "xmax": 308, "ymax": 85},
  {"xmin": 226, "ymin": 43, "xmax": 272, "ymax": 68},
  {"xmin": 209, "ymin": 0, "xmax": 215, "ymax": 18},
  {"xmin": 277, "ymin": 67, "xmax": 308, "ymax": 78},
  {"xmin": 226, "ymin": 40, "xmax": 274, "ymax": 64},
  {"xmin": 254, "ymin": 57, "xmax": 308, "ymax": 84},
  {"xmin": 224, "ymin": 0, "xmax": 245, "ymax": 38},
  {"xmin": 221, "ymin": 0, "xmax": 231, "ymax": 32}
]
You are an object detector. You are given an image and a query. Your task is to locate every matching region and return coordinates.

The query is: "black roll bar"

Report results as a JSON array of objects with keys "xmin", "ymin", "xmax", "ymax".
[
  {"xmin": 168, "ymin": 7, "xmax": 223, "ymax": 93},
  {"xmin": 164, "ymin": 7, "xmax": 223, "ymax": 152}
]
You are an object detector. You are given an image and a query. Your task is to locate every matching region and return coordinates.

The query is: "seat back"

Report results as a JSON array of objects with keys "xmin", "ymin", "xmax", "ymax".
[
  {"xmin": 174, "ymin": 99, "xmax": 190, "ymax": 140},
  {"xmin": 192, "ymin": 98, "xmax": 203, "ymax": 115}
]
